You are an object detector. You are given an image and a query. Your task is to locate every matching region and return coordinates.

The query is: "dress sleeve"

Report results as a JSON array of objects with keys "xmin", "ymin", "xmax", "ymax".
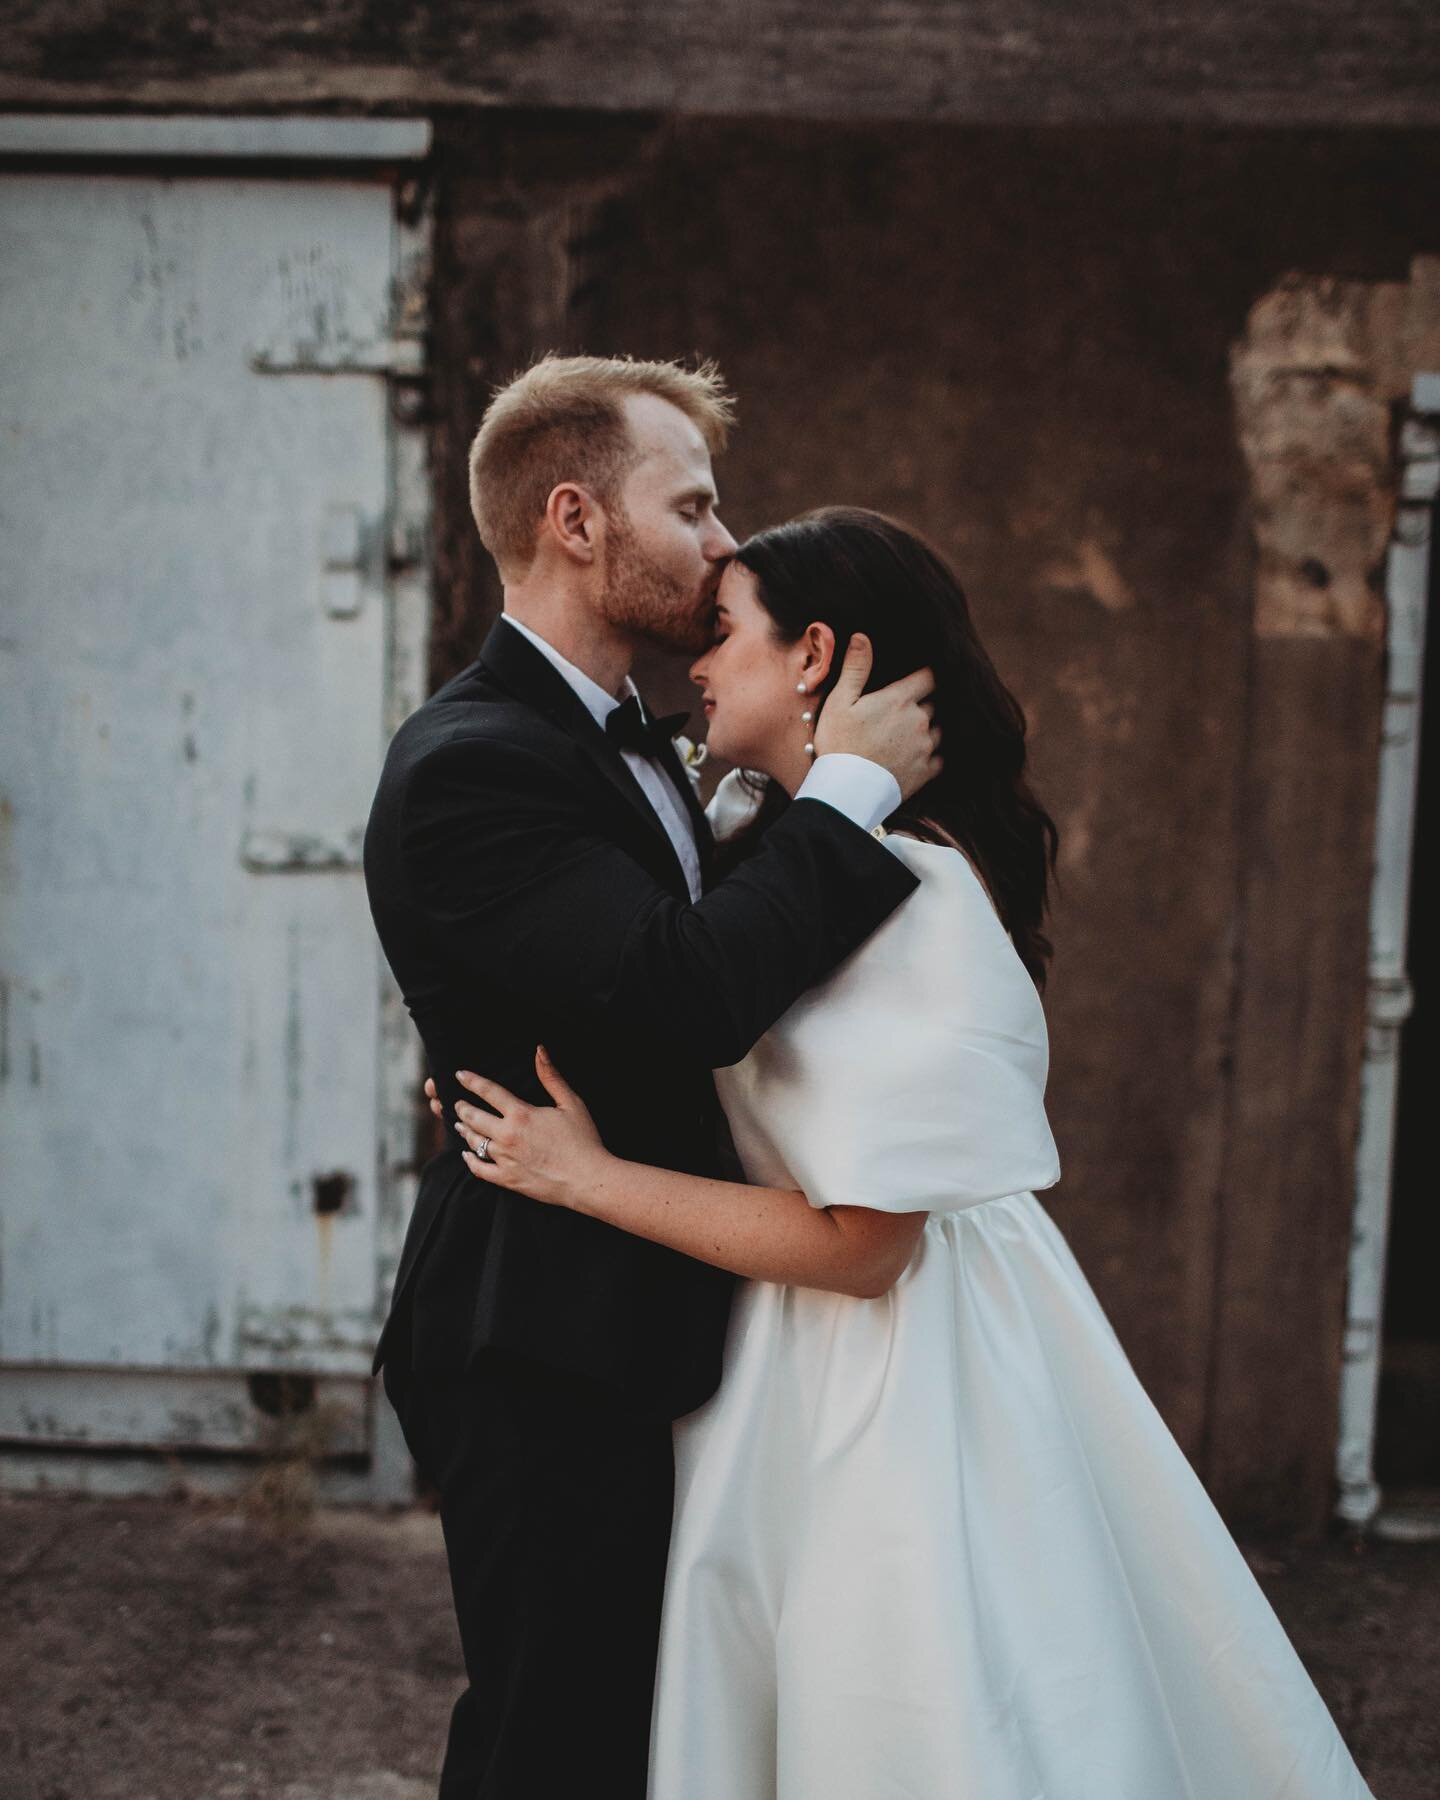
[
  {"xmin": 704, "ymin": 766, "xmax": 766, "ymax": 841},
  {"xmin": 718, "ymin": 844, "xmax": 1062, "ymax": 1214}
]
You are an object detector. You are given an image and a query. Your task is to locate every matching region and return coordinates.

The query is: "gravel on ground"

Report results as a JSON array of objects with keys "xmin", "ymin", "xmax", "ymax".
[{"xmin": 1, "ymin": 1494, "xmax": 1435, "ymax": 1800}]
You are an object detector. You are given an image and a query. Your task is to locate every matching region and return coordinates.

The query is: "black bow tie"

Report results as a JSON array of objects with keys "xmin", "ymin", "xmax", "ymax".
[{"xmin": 605, "ymin": 694, "xmax": 690, "ymax": 757}]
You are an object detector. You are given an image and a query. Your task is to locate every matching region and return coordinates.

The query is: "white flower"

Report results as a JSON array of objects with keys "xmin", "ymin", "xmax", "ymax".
[{"xmin": 674, "ymin": 734, "xmax": 708, "ymax": 785}]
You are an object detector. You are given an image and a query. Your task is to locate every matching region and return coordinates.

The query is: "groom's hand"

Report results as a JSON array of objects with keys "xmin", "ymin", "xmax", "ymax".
[{"xmin": 813, "ymin": 633, "xmax": 941, "ymax": 802}]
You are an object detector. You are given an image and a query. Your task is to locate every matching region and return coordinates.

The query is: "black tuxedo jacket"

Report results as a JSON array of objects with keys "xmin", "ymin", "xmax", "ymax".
[{"xmin": 363, "ymin": 618, "xmax": 919, "ymax": 1419}]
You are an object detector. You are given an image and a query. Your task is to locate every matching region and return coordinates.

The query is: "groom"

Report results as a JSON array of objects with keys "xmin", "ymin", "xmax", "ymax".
[{"xmin": 364, "ymin": 354, "xmax": 935, "ymax": 1797}]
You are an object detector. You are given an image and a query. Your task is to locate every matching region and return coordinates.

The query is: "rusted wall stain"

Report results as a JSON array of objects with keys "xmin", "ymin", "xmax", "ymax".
[
  {"xmin": 1040, "ymin": 535, "xmax": 1137, "ymax": 614},
  {"xmin": 1230, "ymin": 261, "xmax": 1440, "ymax": 641},
  {"xmin": 1230, "ymin": 277, "xmax": 1398, "ymax": 640}
]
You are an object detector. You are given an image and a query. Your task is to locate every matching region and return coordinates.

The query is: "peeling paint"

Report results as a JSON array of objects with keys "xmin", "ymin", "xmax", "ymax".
[
  {"xmin": 247, "ymin": 240, "xmax": 406, "ymax": 373},
  {"xmin": 1230, "ymin": 263, "xmax": 1440, "ymax": 640},
  {"xmin": 237, "ymin": 1302, "xmax": 376, "ymax": 1359},
  {"xmin": 241, "ymin": 828, "xmax": 365, "ymax": 872},
  {"xmin": 0, "ymin": 1367, "xmax": 368, "ymax": 1453},
  {"xmin": 125, "ymin": 197, "xmax": 204, "ymax": 362}
]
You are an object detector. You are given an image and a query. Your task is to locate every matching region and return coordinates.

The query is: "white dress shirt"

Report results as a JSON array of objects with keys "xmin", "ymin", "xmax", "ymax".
[{"xmin": 501, "ymin": 614, "xmax": 901, "ymax": 902}]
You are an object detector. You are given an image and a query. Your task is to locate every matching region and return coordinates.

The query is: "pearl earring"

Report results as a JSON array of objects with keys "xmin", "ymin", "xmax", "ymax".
[{"xmin": 798, "ymin": 680, "xmax": 815, "ymax": 758}]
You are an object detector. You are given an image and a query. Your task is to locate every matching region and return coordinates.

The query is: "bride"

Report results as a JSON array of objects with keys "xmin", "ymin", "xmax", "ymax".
[{"xmin": 440, "ymin": 507, "xmax": 1373, "ymax": 1799}]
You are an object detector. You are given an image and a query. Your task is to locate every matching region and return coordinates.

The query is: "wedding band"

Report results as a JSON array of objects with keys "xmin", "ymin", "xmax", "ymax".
[{"xmin": 474, "ymin": 1136, "xmax": 493, "ymax": 1163}]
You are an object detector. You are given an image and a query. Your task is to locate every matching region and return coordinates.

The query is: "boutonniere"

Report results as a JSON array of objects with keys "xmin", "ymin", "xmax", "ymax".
[{"xmin": 674, "ymin": 734, "xmax": 708, "ymax": 785}]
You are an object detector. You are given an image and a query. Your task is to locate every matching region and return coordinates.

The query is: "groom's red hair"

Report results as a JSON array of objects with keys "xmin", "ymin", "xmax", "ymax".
[{"xmin": 469, "ymin": 353, "xmax": 735, "ymax": 578}]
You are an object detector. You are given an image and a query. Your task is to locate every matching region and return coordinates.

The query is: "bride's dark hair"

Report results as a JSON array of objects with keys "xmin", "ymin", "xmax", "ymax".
[{"xmin": 724, "ymin": 506, "xmax": 1060, "ymax": 990}]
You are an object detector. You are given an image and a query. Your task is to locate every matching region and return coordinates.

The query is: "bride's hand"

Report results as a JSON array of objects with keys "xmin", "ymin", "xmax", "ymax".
[{"xmin": 450, "ymin": 1047, "xmax": 609, "ymax": 1208}]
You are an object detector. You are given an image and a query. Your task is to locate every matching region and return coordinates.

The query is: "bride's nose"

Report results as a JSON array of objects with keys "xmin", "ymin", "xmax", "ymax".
[{"xmin": 689, "ymin": 650, "xmax": 711, "ymax": 684}]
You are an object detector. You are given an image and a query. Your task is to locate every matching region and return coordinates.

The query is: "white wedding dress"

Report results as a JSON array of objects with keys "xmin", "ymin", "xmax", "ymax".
[{"xmin": 648, "ymin": 810, "xmax": 1373, "ymax": 1799}]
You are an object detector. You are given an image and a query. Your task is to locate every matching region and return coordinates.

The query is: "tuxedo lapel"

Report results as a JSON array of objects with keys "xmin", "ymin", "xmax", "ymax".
[{"xmin": 474, "ymin": 619, "xmax": 692, "ymax": 890}]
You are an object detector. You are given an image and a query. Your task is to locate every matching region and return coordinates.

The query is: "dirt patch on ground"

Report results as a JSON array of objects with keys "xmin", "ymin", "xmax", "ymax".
[{"xmin": 1, "ymin": 1495, "xmax": 1434, "ymax": 1798}]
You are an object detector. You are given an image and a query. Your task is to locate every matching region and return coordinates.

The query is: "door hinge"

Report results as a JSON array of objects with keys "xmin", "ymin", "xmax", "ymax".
[
  {"xmin": 249, "ymin": 334, "xmax": 424, "ymax": 377},
  {"xmin": 240, "ymin": 829, "xmax": 364, "ymax": 873}
]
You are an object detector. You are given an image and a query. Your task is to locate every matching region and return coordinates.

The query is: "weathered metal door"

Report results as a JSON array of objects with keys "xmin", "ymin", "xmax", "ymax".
[{"xmin": 0, "ymin": 119, "xmax": 430, "ymax": 1496}]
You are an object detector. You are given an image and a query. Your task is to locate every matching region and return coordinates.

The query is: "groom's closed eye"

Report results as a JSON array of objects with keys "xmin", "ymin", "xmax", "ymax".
[{"xmin": 676, "ymin": 486, "xmax": 717, "ymax": 519}]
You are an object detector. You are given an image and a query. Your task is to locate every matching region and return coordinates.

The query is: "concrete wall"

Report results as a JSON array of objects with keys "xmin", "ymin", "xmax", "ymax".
[{"xmin": 423, "ymin": 117, "xmax": 1440, "ymax": 1531}]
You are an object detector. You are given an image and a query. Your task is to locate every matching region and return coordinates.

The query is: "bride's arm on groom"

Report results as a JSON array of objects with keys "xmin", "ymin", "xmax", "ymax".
[{"xmin": 437, "ymin": 1054, "xmax": 926, "ymax": 1301}]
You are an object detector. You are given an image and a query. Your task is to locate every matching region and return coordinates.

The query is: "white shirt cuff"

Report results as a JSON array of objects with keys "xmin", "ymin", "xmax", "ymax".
[{"xmin": 794, "ymin": 753, "xmax": 901, "ymax": 834}]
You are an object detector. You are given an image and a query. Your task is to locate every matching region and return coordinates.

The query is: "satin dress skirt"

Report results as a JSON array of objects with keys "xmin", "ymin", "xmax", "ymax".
[{"xmin": 647, "ymin": 1194, "xmax": 1373, "ymax": 1800}]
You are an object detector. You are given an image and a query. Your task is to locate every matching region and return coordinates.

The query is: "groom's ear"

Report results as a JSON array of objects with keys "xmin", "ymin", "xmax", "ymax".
[{"xmin": 544, "ymin": 481, "xmax": 599, "ymax": 565}]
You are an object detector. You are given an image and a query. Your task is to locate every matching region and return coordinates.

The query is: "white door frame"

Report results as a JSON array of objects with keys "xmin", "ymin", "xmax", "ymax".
[
  {"xmin": 0, "ymin": 114, "xmax": 432, "ymax": 1504},
  {"xmin": 1336, "ymin": 373, "xmax": 1440, "ymax": 1532}
]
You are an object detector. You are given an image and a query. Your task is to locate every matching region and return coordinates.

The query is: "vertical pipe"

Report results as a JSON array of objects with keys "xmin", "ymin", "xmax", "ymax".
[{"xmin": 1335, "ymin": 388, "xmax": 1439, "ymax": 1526}]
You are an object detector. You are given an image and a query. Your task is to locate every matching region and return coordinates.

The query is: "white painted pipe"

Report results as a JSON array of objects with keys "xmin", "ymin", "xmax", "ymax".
[{"xmin": 1335, "ymin": 389, "xmax": 1439, "ymax": 1526}]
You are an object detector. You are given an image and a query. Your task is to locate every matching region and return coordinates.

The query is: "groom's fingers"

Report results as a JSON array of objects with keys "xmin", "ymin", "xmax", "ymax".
[
  {"xmin": 874, "ymin": 664, "xmax": 936, "ymax": 705},
  {"xmin": 826, "ymin": 632, "xmax": 873, "ymax": 705}
]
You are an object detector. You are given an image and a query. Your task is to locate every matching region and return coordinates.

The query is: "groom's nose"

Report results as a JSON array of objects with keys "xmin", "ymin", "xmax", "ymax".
[{"xmin": 704, "ymin": 516, "xmax": 738, "ymax": 561}]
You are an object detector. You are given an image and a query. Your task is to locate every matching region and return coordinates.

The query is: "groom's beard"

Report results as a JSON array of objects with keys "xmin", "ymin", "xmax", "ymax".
[{"xmin": 601, "ymin": 510, "xmax": 717, "ymax": 657}]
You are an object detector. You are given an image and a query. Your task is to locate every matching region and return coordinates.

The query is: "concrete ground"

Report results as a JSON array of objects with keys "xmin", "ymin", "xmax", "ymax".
[{"xmin": 1, "ymin": 1494, "xmax": 1435, "ymax": 1800}]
